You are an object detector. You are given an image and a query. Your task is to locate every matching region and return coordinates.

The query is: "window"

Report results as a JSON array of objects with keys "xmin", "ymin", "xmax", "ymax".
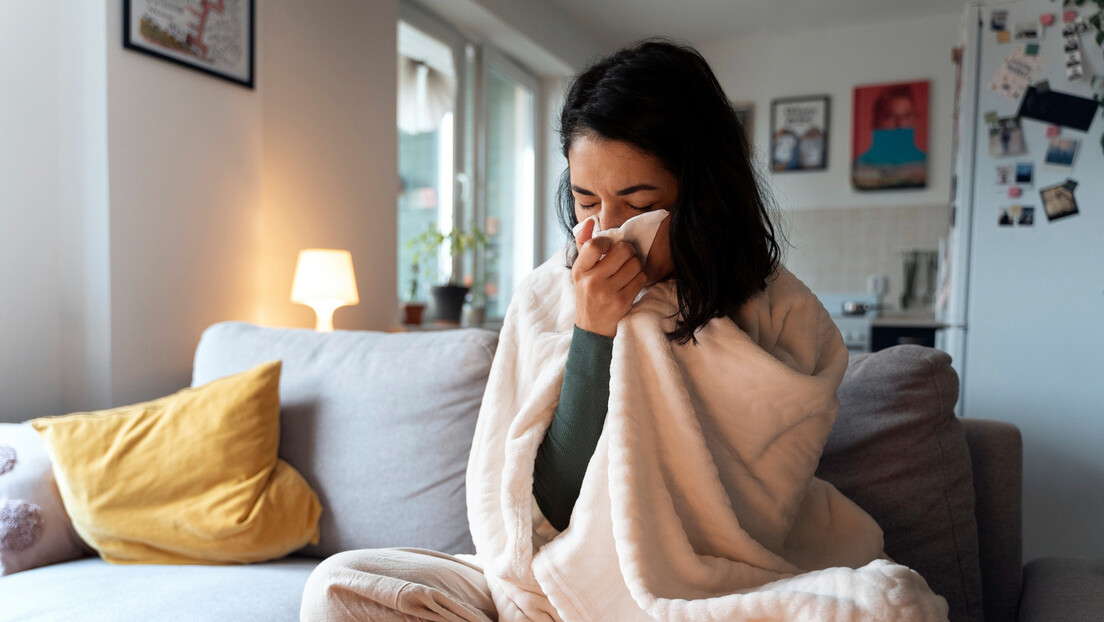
[{"xmin": 397, "ymin": 6, "xmax": 538, "ymax": 323}]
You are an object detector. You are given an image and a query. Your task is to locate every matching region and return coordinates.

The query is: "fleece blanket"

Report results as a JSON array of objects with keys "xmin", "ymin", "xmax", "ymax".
[{"xmin": 466, "ymin": 254, "xmax": 949, "ymax": 622}]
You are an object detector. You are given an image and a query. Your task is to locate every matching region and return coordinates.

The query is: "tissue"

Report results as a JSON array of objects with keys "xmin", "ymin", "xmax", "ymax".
[{"xmin": 571, "ymin": 209, "xmax": 669, "ymax": 264}]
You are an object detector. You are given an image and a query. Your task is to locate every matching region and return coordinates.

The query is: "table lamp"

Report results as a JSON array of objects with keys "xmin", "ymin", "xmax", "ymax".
[{"xmin": 290, "ymin": 249, "xmax": 359, "ymax": 332}]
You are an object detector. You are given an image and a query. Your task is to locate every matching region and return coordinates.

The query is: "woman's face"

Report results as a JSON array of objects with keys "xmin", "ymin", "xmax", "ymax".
[{"xmin": 568, "ymin": 133, "xmax": 678, "ymax": 285}]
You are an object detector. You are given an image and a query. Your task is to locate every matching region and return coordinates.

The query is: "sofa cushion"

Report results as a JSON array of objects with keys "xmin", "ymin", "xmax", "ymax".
[
  {"xmin": 31, "ymin": 361, "xmax": 322, "ymax": 565},
  {"xmin": 191, "ymin": 322, "xmax": 498, "ymax": 558},
  {"xmin": 0, "ymin": 423, "xmax": 89, "ymax": 575},
  {"xmin": 0, "ymin": 555, "xmax": 318, "ymax": 622},
  {"xmin": 816, "ymin": 345, "xmax": 983, "ymax": 622}
]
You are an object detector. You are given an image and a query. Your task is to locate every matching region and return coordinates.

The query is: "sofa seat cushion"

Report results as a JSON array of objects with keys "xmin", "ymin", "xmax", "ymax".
[
  {"xmin": 191, "ymin": 322, "xmax": 498, "ymax": 558},
  {"xmin": 0, "ymin": 555, "xmax": 318, "ymax": 622},
  {"xmin": 1018, "ymin": 557, "xmax": 1104, "ymax": 622},
  {"xmin": 816, "ymin": 345, "xmax": 983, "ymax": 622}
]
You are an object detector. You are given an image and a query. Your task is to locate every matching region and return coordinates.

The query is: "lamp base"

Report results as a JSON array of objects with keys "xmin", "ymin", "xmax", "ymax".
[{"xmin": 306, "ymin": 300, "xmax": 345, "ymax": 332}]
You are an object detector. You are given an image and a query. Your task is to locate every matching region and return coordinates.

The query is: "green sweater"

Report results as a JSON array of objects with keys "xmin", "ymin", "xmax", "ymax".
[{"xmin": 533, "ymin": 326, "xmax": 614, "ymax": 532}]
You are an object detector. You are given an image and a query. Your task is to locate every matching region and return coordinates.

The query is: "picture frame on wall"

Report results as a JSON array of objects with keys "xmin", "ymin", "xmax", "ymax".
[
  {"xmin": 852, "ymin": 80, "xmax": 930, "ymax": 190},
  {"xmin": 123, "ymin": 0, "xmax": 255, "ymax": 89},
  {"xmin": 770, "ymin": 96, "xmax": 829, "ymax": 172}
]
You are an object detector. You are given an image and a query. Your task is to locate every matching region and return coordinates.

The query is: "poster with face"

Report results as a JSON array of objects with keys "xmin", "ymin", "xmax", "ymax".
[
  {"xmin": 770, "ymin": 96, "xmax": 829, "ymax": 172},
  {"xmin": 852, "ymin": 80, "xmax": 930, "ymax": 191}
]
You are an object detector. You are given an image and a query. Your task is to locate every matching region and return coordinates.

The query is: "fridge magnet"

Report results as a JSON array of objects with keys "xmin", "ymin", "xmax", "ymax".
[
  {"xmin": 998, "ymin": 208, "xmax": 1014, "ymax": 226},
  {"xmin": 988, "ymin": 117, "xmax": 1027, "ymax": 157},
  {"xmin": 1015, "ymin": 162, "xmax": 1034, "ymax": 184},
  {"xmin": 1040, "ymin": 179, "xmax": 1080, "ymax": 221},
  {"xmin": 770, "ymin": 96, "xmax": 829, "ymax": 172},
  {"xmin": 984, "ymin": 110, "xmax": 1000, "ymax": 125},
  {"xmin": 1008, "ymin": 186, "xmax": 1023, "ymax": 199},
  {"xmin": 1026, "ymin": 42, "xmax": 1041, "ymax": 56},
  {"xmin": 1040, "ymin": 14, "xmax": 1055, "ymax": 27},
  {"xmin": 1017, "ymin": 85, "xmax": 1098, "ymax": 131},
  {"xmin": 1018, "ymin": 206, "xmax": 1035, "ymax": 226},
  {"xmin": 123, "ymin": 0, "xmax": 255, "ymax": 88},
  {"xmin": 992, "ymin": 10, "xmax": 1009, "ymax": 31},
  {"xmin": 1045, "ymin": 124, "xmax": 1061, "ymax": 137},
  {"xmin": 996, "ymin": 164, "xmax": 1014, "ymax": 185},
  {"xmin": 1044, "ymin": 136, "xmax": 1080, "ymax": 167},
  {"xmin": 851, "ymin": 80, "xmax": 929, "ymax": 190},
  {"xmin": 1016, "ymin": 24, "xmax": 1041, "ymax": 40},
  {"xmin": 997, "ymin": 31, "xmax": 1013, "ymax": 44},
  {"xmin": 989, "ymin": 48, "xmax": 1045, "ymax": 101}
]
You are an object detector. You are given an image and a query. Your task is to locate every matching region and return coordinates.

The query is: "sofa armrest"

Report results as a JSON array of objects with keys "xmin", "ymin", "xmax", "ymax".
[
  {"xmin": 1018, "ymin": 557, "xmax": 1104, "ymax": 622},
  {"xmin": 962, "ymin": 418, "xmax": 1022, "ymax": 622}
]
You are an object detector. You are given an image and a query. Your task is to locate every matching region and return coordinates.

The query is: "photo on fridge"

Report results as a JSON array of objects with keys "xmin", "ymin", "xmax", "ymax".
[
  {"xmin": 988, "ymin": 117, "xmax": 1026, "ymax": 157},
  {"xmin": 1039, "ymin": 180, "xmax": 1080, "ymax": 221}
]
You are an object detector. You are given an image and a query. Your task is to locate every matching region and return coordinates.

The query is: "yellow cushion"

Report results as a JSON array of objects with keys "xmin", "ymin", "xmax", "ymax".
[{"xmin": 30, "ymin": 360, "xmax": 321, "ymax": 565}]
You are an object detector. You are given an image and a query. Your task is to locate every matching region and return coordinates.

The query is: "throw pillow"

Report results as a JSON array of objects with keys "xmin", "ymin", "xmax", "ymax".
[
  {"xmin": 31, "ymin": 360, "xmax": 322, "ymax": 565},
  {"xmin": 816, "ymin": 345, "xmax": 984, "ymax": 622},
  {"xmin": 0, "ymin": 422, "xmax": 89, "ymax": 575}
]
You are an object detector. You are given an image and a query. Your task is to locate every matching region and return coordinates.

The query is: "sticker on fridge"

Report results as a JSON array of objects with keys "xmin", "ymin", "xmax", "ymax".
[{"xmin": 989, "ymin": 47, "xmax": 1045, "ymax": 100}]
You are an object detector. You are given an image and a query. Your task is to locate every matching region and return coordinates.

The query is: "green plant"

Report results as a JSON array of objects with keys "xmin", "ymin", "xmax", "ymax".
[{"xmin": 404, "ymin": 225, "xmax": 487, "ymax": 300}]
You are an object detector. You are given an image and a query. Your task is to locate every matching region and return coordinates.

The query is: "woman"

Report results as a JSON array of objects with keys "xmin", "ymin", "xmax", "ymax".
[{"xmin": 302, "ymin": 39, "xmax": 946, "ymax": 622}]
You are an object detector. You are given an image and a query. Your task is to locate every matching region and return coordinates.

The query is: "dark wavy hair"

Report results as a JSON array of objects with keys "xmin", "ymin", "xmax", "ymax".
[{"xmin": 558, "ymin": 38, "xmax": 782, "ymax": 344}]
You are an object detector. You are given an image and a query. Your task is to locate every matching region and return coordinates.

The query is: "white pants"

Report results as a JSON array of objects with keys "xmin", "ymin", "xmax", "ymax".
[{"xmin": 300, "ymin": 548, "xmax": 497, "ymax": 622}]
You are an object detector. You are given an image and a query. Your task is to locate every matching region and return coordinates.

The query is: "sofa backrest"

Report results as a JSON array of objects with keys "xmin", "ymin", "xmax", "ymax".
[
  {"xmin": 817, "ymin": 345, "xmax": 984, "ymax": 622},
  {"xmin": 192, "ymin": 322, "xmax": 498, "ymax": 559}
]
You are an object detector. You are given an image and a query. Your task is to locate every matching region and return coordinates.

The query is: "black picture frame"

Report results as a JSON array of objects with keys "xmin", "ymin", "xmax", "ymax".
[
  {"xmin": 123, "ymin": 0, "xmax": 255, "ymax": 89},
  {"xmin": 769, "ymin": 95, "xmax": 830, "ymax": 173}
]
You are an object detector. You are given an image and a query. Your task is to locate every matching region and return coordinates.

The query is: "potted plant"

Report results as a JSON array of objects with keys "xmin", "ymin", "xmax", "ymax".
[{"xmin": 405, "ymin": 224, "xmax": 487, "ymax": 324}]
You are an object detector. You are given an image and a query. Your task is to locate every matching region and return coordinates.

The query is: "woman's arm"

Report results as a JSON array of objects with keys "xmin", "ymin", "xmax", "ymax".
[{"xmin": 533, "ymin": 326, "xmax": 613, "ymax": 532}]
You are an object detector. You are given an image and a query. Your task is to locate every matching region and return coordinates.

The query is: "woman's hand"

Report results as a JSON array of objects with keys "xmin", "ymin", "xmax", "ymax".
[{"xmin": 572, "ymin": 218, "xmax": 648, "ymax": 338}]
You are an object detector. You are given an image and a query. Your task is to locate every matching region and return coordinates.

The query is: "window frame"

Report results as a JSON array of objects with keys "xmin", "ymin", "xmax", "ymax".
[{"xmin": 398, "ymin": 2, "xmax": 543, "ymax": 323}]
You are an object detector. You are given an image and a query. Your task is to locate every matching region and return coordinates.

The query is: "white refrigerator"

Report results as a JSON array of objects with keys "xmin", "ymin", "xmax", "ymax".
[{"xmin": 939, "ymin": 0, "xmax": 1104, "ymax": 560}]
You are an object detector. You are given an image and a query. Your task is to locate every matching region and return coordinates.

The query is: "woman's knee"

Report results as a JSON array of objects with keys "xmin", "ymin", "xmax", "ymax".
[{"xmin": 300, "ymin": 550, "xmax": 381, "ymax": 621}]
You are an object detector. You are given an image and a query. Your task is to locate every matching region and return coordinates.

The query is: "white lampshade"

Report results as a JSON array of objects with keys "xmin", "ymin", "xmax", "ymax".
[{"xmin": 290, "ymin": 249, "xmax": 359, "ymax": 331}]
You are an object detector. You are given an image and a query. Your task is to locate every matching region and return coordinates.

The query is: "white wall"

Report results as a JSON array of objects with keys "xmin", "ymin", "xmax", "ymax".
[
  {"xmin": 699, "ymin": 11, "xmax": 961, "ymax": 211},
  {"xmin": 0, "ymin": 2, "xmax": 65, "ymax": 422},
  {"xmin": 259, "ymin": 0, "xmax": 399, "ymax": 332},
  {"xmin": 0, "ymin": 0, "xmax": 405, "ymax": 417},
  {"xmin": 104, "ymin": 0, "xmax": 265, "ymax": 405}
]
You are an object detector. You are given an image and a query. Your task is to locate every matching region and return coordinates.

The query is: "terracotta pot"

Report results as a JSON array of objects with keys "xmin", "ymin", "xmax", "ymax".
[{"xmin": 402, "ymin": 303, "xmax": 426, "ymax": 325}]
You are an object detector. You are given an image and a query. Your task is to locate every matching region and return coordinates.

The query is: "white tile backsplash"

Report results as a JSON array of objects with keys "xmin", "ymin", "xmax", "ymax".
[{"xmin": 782, "ymin": 204, "xmax": 948, "ymax": 313}]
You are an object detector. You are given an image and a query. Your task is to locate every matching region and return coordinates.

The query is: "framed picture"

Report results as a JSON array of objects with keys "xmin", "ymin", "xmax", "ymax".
[
  {"xmin": 852, "ymin": 80, "xmax": 930, "ymax": 190},
  {"xmin": 770, "ymin": 96, "xmax": 829, "ymax": 172},
  {"xmin": 123, "ymin": 0, "xmax": 255, "ymax": 89}
]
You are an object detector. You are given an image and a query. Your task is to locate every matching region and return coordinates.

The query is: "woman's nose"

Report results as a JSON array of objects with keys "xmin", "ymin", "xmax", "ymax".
[{"xmin": 598, "ymin": 206, "xmax": 628, "ymax": 230}]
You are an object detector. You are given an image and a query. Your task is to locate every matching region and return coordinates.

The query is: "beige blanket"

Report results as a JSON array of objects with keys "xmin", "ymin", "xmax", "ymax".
[{"xmin": 467, "ymin": 255, "xmax": 948, "ymax": 622}]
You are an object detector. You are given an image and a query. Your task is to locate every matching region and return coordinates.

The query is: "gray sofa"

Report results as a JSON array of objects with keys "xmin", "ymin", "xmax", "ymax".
[{"xmin": 1, "ymin": 322, "xmax": 1099, "ymax": 621}]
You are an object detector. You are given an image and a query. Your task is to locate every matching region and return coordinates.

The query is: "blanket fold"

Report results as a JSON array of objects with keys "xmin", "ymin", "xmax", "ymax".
[{"xmin": 467, "ymin": 254, "xmax": 948, "ymax": 622}]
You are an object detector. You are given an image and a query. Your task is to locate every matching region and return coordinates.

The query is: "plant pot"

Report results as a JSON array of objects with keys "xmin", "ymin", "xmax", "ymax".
[
  {"xmin": 430, "ymin": 285, "xmax": 469, "ymax": 324},
  {"xmin": 401, "ymin": 303, "xmax": 426, "ymax": 326}
]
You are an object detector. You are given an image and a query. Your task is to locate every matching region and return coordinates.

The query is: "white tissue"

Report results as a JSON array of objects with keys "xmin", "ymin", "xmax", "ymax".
[{"xmin": 571, "ymin": 209, "xmax": 669, "ymax": 263}]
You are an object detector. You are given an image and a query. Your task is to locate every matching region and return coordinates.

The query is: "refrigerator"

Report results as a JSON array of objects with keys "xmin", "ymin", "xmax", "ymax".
[{"xmin": 938, "ymin": 0, "xmax": 1104, "ymax": 560}]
